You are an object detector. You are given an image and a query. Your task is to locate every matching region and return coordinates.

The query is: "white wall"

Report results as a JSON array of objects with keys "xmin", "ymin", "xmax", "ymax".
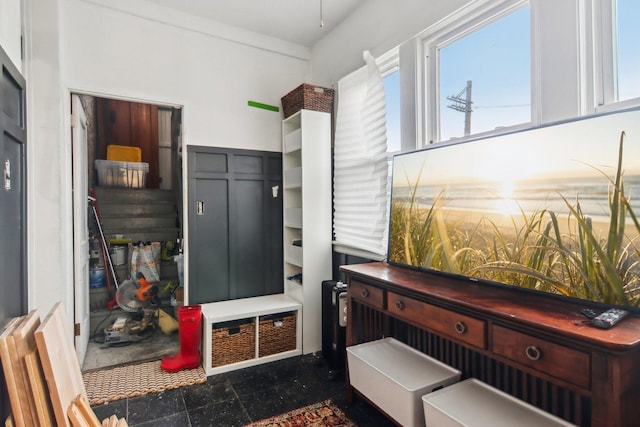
[
  {"xmin": 62, "ymin": 0, "xmax": 310, "ymax": 152},
  {"xmin": 310, "ymin": 0, "xmax": 470, "ymax": 87},
  {"xmin": 0, "ymin": 0, "xmax": 22, "ymax": 70},
  {"xmin": 24, "ymin": 0, "xmax": 311, "ymax": 323},
  {"xmin": 24, "ymin": 0, "xmax": 72, "ymax": 322}
]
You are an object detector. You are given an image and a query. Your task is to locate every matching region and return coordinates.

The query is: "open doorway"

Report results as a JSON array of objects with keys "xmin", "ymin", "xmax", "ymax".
[{"xmin": 72, "ymin": 93, "xmax": 185, "ymax": 372}]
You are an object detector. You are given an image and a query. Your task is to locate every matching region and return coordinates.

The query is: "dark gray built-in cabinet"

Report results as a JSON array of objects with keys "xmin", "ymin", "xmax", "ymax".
[
  {"xmin": 0, "ymin": 44, "xmax": 27, "ymax": 422},
  {"xmin": 187, "ymin": 146, "xmax": 283, "ymax": 304},
  {"xmin": 0, "ymin": 46, "xmax": 27, "ymax": 323}
]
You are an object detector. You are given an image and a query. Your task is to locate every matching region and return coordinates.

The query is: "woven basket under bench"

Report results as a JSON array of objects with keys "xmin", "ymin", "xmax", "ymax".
[
  {"xmin": 211, "ymin": 319, "xmax": 255, "ymax": 367},
  {"xmin": 258, "ymin": 311, "xmax": 297, "ymax": 357}
]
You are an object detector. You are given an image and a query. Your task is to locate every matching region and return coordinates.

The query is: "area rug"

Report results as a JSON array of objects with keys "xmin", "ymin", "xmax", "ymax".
[
  {"xmin": 244, "ymin": 399, "xmax": 357, "ymax": 427},
  {"xmin": 83, "ymin": 360, "xmax": 206, "ymax": 405}
]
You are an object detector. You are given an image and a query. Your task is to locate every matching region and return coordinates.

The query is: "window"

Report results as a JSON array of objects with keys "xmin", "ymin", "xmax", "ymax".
[
  {"xmin": 424, "ymin": 1, "xmax": 531, "ymax": 143},
  {"xmin": 381, "ymin": 67, "xmax": 401, "ymax": 258},
  {"xmin": 383, "ymin": 69, "xmax": 401, "ymax": 154},
  {"xmin": 614, "ymin": 0, "xmax": 640, "ymax": 102},
  {"xmin": 597, "ymin": 0, "xmax": 640, "ymax": 108}
]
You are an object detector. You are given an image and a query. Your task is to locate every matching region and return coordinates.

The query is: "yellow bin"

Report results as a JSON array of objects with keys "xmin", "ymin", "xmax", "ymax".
[{"xmin": 107, "ymin": 144, "xmax": 142, "ymax": 162}]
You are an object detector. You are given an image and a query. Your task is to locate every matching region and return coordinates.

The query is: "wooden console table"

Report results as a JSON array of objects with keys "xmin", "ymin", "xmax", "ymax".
[{"xmin": 341, "ymin": 262, "xmax": 640, "ymax": 427}]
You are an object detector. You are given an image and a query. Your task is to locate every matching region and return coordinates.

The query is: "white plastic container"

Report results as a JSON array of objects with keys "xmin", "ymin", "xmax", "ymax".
[
  {"xmin": 95, "ymin": 159, "xmax": 148, "ymax": 188},
  {"xmin": 347, "ymin": 337, "xmax": 461, "ymax": 427},
  {"xmin": 174, "ymin": 254, "xmax": 184, "ymax": 286},
  {"xmin": 109, "ymin": 245, "xmax": 127, "ymax": 265},
  {"xmin": 422, "ymin": 378, "xmax": 576, "ymax": 427}
]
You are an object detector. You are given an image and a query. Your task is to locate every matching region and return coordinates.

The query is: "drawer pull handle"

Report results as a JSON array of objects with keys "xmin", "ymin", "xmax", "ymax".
[
  {"xmin": 525, "ymin": 345, "xmax": 542, "ymax": 361},
  {"xmin": 361, "ymin": 288, "xmax": 369, "ymax": 298},
  {"xmin": 454, "ymin": 321, "xmax": 466, "ymax": 334},
  {"xmin": 395, "ymin": 300, "xmax": 405, "ymax": 310}
]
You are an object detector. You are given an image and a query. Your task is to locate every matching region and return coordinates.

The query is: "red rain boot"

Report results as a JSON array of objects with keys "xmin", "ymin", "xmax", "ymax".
[{"xmin": 160, "ymin": 305, "xmax": 202, "ymax": 372}]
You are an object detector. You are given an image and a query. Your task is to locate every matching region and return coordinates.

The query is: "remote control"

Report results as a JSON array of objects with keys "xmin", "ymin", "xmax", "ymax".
[
  {"xmin": 591, "ymin": 308, "xmax": 629, "ymax": 329},
  {"xmin": 581, "ymin": 308, "xmax": 599, "ymax": 319}
]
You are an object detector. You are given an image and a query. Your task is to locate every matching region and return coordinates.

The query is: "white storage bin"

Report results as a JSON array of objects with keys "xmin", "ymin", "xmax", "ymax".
[
  {"xmin": 347, "ymin": 337, "xmax": 461, "ymax": 427},
  {"xmin": 95, "ymin": 159, "xmax": 148, "ymax": 188},
  {"xmin": 422, "ymin": 378, "xmax": 576, "ymax": 427}
]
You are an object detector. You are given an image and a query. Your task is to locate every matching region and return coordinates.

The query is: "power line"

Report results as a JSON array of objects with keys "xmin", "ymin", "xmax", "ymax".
[{"xmin": 475, "ymin": 103, "xmax": 530, "ymax": 109}]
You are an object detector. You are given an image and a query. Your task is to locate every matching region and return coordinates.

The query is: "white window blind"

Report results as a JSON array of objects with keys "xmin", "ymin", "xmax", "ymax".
[{"xmin": 333, "ymin": 51, "xmax": 389, "ymax": 256}]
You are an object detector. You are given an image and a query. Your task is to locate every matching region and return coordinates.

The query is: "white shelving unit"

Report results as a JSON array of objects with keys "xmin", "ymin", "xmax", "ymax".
[
  {"xmin": 282, "ymin": 109, "xmax": 332, "ymax": 354},
  {"xmin": 201, "ymin": 294, "xmax": 302, "ymax": 376}
]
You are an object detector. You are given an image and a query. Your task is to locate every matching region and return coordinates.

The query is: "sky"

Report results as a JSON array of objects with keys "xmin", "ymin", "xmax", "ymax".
[
  {"xmin": 439, "ymin": 5, "xmax": 530, "ymax": 141},
  {"xmin": 383, "ymin": 71, "xmax": 401, "ymax": 153},
  {"xmin": 617, "ymin": 0, "xmax": 640, "ymax": 101}
]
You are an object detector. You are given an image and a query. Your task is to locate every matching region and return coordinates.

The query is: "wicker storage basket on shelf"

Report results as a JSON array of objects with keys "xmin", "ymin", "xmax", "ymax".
[
  {"xmin": 281, "ymin": 83, "xmax": 335, "ymax": 118},
  {"xmin": 211, "ymin": 319, "xmax": 255, "ymax": 367},
  {"xmin": 258, "ymin": 312, "xmax": 297, "ymax": 357}
]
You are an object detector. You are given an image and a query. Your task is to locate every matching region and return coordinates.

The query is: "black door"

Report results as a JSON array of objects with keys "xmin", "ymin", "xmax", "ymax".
[
  {"xmin": 188, "ymin": 146, "xmax": 283, "ymax": 303},
  {"xmin": 0, "ymin": 45, "xmax": 27, "ymax": 420}
]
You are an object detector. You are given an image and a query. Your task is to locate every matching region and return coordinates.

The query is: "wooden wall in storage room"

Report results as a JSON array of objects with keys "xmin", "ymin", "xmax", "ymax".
[{"xmin": 96, "ymin": 98, "xmax": 160, "ymax": 188}]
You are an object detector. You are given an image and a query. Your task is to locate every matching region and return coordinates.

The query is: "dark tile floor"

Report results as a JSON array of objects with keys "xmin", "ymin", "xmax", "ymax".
[{"xmin": 91, "ymin": 353, "xmax": 396, "ymax": 426}]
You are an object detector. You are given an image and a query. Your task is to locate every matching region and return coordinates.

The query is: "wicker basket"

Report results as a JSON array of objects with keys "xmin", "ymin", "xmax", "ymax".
[
  {"xmin": 281, "ymin": 83, "xmax": 335, "ymax": 118},
  {"xmin": 258, "ymin": 312, "xmax": 297, "ymax": 357},
  {"xmin": 211, "ymin": 319, "xmax": 255, "ymax": 367}
]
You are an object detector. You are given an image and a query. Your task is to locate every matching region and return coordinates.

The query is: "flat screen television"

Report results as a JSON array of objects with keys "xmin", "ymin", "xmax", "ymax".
[{"xmin": 388, "ymin": 109, "xmax": 640, "ymax": 313}]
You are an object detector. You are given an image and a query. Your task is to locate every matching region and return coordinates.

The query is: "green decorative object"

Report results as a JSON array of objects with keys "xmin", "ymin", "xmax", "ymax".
[{"xmin": 248, "ymin": 101, "xmax": 279, "ymax": 112}]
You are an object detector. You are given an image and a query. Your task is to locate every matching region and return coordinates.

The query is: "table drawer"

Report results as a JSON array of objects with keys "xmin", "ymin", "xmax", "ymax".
[
  {"xmin": 492, "ymin": 325, "xmax": 590, "ymax": 389},
  {"xmin": 387, "ymin": 292, "xmax": 486, "ymax": 349},
  {"xmin": 349, "ymin": 279, "xmax": 385, "ymax": 310}
]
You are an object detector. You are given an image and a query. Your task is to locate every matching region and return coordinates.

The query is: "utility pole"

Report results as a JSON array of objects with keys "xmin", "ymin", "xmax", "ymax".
[{"xmin": 446, "ymin": 80, "xmax": 473, "ymax": 136}]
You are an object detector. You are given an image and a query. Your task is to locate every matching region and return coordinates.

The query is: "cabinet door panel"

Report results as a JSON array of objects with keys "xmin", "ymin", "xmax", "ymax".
[
  {"xmin": 233, "ymin": 178, "xmax": 265, "ymax": 299},
  {"xmin": 188, "ymin": 147, "xmax": 282, "ymax": 304},
  {"xmin": 1, "ymin": 44, "xmax": 27, "ymax": 422},
  {"xmin": 0, "ymin": 44, "xmax": 27, "ymax": 319},
  {"xmin": 191, "ymin": 178, "xmax": 230, "ymax": 303}
]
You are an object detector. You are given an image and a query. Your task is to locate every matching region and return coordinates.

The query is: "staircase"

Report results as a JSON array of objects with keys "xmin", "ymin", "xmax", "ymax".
[
  {"xmin": 95, "ymin": 187, "xmax": 180, "ymax": 243},
  {"xmin": 89, "ymin": 186, "xmax": 182, "ymax": 330}
]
